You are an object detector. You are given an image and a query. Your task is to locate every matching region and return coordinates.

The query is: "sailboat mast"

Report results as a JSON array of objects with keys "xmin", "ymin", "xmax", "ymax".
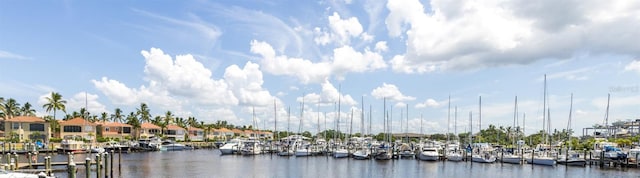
[
  {"xmin": 479, "ymin": 96, "xmax": 482, "ymax": 132},
  {"xmin": 361, "ymin": 96, "xmax": 364, "ymax": 137},
  {"xmin": 447, "ymin": 95, "xmax": 451, "ymax": 143},
  {"xmin": 274, "ymin": 99, "xmax": 277, "ymax": 141},
  {"xmin": 543, "ymin": 74, "xmax": 547, "ymax": 144},
  {"xmin": 567, "ymin": 93, "xmax": 573, "ymax": 141},
  {"xmin": 605, "ymin": 93, "xmax": 610, "ymax": 138},
  {"xmin": 513, "ymin": 96, "xmax": 518, "ymax": 147}
]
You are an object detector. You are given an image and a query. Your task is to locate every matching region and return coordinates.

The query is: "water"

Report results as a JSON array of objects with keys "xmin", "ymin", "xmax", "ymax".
[{"xmin": 39, "ymin": 150, "xmax": 640, "ymax": 178}]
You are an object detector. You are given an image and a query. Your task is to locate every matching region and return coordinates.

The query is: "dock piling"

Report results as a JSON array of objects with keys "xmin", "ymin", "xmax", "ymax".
[
  {"xmin": 67, "ymin": 153, "xmax": 76, "ymax": 178},
  {"xmin": 96, "ymin": 154, "xmax": 102, "ymax": 178},
  {"xmin": 85, "ymin": 157, "xmax": 91, "ymax": 178}
]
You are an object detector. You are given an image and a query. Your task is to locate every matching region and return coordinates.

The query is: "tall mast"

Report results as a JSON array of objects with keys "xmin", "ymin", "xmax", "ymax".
[
  {"xmin": 454, "ymin": 106, "xmax": 458, "ymax": 140},
  {"xmin": 567, "ymin": 93, "xmax": 573, "ymax": 141},
  {"xmin": 447, "ymin": 95, "xmax": 451, "ymax": 143},
  {"xmin": 361, "ymin": 96, "xmax": 364, "ymax": 137},
  {"xmin": 274, "ymin": 99, "xmax": 277, "ymax": 141},
  {"xmin": 469, "ymin": 111, "xmax": 473, "ymax": 145},
  {"xmin": 543, "ymin": 74, "xmax": 547, "ymax": 144},
  {"xmin": 405, "ymin": 104, "xmax": 409, "ymax": 143},
  {"xmin": 605, "ymin": 93, "xmax": 610, "ymax": 139},
  {"xmin": 479, "ymin": 96, "xmax": 482, "ymax": 132},
  {"xmin": 513, "ymin": 96, "xmax": 518, "ymax": 147},
  {"xmin": 337, "ymin": 85, "xmax": 341, "ymax": 142}
]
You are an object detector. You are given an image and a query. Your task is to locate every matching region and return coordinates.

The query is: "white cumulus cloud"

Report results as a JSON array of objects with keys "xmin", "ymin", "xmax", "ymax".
[
  {"xmin": 624, "ymin": 60, "xmax": 640, "ymax": 73},
  {"xmin": 416, "ymin": 99, "xmax": 440, "ymax": 108},
  {"xmin": 370, "ymin": 83, "xmax": 416, "ymax": 102}
]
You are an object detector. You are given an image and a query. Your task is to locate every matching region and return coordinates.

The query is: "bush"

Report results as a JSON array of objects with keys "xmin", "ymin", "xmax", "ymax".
[
  {"xmin": 96, "ymin": 137, "xmax": 109, "ymax": 143},
  {"xmin": 50, "ymin": 138, "xmax": 63, "ymax": 143}
]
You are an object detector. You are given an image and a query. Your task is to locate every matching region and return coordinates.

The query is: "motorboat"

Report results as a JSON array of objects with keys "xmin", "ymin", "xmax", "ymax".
[
  {"xmin": 418, "ymin": 147, "xmax": 440, "ymax": 161},
  {"xmin": 333, "ymin": 145, "xmax": 349, "ymax": 158},
  {"xmin": 219, "ymin": 139, "xmax": 243, "ymax": 155},
  {"xmin": 137, "ymin": 136, "xmax": 162, "ymax": 151},
  {"xmin": 557, "ymin": 152, "xmax": 586, "ymax": 166},
  {"xmin": 352, "ymin": 148, "xmax": 370, "ymax": 160},
  {"xmin": 501, "ymin": 154, "xmax": 522, "ymax": 164},
  {"xmin": 57, "ymin": 136, "xmax": 87, "ymax": 153},
  {"xmin": 240, "ymin": 139, "xmax": 262, "ymax": 155},
  {"xmin": 104, "ymin": 141, "xmax": 130, "ymax": 153},
  {"xmin": 472, "ymin": 152, "xmax": 497, "ymax": 163},
  {"xmin": 526, "ymin": 153, "xmax": 556, "ymax": 166},
  {"xmin": 161, "ymin": 140, "xmax": 188, "ymax": 151},
  {"xmin": 0, "ymin": 169, "xmax": 54, "ymax": 178},
  {"xmin": 373, "ymin": 146, "xmax": 392, "ymax": 160},
  {"xmin": 398, "ymin": 144, "xmax": 415, "ymax": 159},
  {"xmin": 446, "ymin": 151, "xmax": 463, "ymax": 162}
]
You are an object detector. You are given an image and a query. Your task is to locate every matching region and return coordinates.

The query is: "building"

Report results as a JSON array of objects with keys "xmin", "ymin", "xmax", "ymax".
[
  {"xmin": 165, "ymin": 124, "xmax": 186, "ymax": 141},
  {"xmin": 187, "ymin": 127, "xmax": 204, "ymax": 141},
  {"xmin": 257, "ymin": 131, "xmax": 273, "ymax": 140},
  {"xmin": 96, "ymin": 121, "xmax": 134, "ymax": 140},
  {"xmin": 138, "ymin": 122, "xmax": 162, "ymax": 139},
  {"xmin": 207, "ymin": 128, "xmax": 233, "ymax": 141},
  {"xmin": 58, "ymin": 117, "xmax": 97, "ymax": 142},
  {"xmin": 2, "ymin": 116, "xmax": 51, "ymax": 142}
]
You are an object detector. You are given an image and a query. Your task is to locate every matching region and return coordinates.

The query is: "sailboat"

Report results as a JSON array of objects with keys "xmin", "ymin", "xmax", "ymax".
[
  {"xmin": 447, "ymin": 99, "xmax": 463, "ymax": 162},
  {"xmin": 333, "ymin": 91, "xmax": 349, "ymax": 158},
  {"xmin": 526, "ymin": 74, "xmax": 557, "ymax": 166},
  {"xmin": 471, "ymin": 96, "xmax": 497, "ymax": 163},
  {"xmin": 374, "ymin": 98, "xmax": 392, "ymax": 160},
  {"xmin": 353, "ymin": 97, "xmax": 371, "ymax": 160},
  {"xmin": 557, "ymin": 93, "xmax": 586, "ymax": 166},
  {"xmin": 295, "ymin": 96, "xmax": 313, "ymax": 157},
  {"xmin": 278, "ymin": 107, "xmax": 294, "ymax": 156},
  {"xmin": 502, "ymin": 96, "xmax": 523, "ymax": 164}
]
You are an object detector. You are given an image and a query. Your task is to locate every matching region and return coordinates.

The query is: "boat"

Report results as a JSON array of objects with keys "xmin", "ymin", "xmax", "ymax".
[
  {"xmin": 373, "ymin": 144, "xmax": 392, "ymax": 160},
  {"xmin": 295, "ymin": 144, "xmax": 313, "ymax": 157},
  {"xmin": 352, "ymin": 148, "xmax": 370, "ymax": 160},
  {"xmin": 501, "ymin": 154, "xmax": 522, "ymax": 164},
  {"xmin": 161, "ymin": 140, "xmax": 188, "ymax": 151},
  {"xmin": 0, "ymin": 169, "xmax": 53, "ymax": 178},
  {"xmin": 240, "ymin": 139, "xmax": 262, "ymax": 155},
  {"xmin": 472, "ymin": 152, "xmax": 497, "ymax": 163},
  {"xmin": 557, "ymin": 152, "xmax": 586, "ymax": 166},
  {"xmin": 103, "ymin": 140, "xmax": 130, "ymax": 153},
  {"xmin": 333, "ymin": 146, "xmax": 349, "ymax": 158},
  {"xmin": 418, "ymin": 144, "xmax": 440, "ymax": 161},
  {"xmin": 219, "ymin": 138, "xmax": 243, "ymax": 155},
  {"xmin": 57, "ymin": 135, "xmax": 87, "ymax": 153},
  {"xmin": 137, "ymin": 136, "xmax": 162, "ymax": 151},
  {"xmin": 526, "ymin": 155, "xmax": 556, "ymax": 166},
  {"xmin": 447, "ymin": 151, "xmax": 464, "ymax": 162}
]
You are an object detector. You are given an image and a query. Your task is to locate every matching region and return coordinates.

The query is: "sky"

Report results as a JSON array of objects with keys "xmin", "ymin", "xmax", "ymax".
[{"xmin": 1, "ymin": 0, "xmax": 639, "ymax": 136}]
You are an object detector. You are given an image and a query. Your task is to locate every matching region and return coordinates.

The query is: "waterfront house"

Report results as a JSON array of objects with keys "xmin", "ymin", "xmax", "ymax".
[
  {"xmin": 3, "ymin": 116, "xmax": 51, "ymax": 142},
  {"xmin": 58, "ymin": 117, "xmax": 97, "ymax": 142},
  {"xmin": 165, "ymin": 124, "xmax": 186, "ymax": 141},
  {"xmin": 96, "ymin": 121, "xmax": 133, "ymax": 140},
  {"xmin": 138, "ymin": 122, "xmax": 161, "ymax": 139},
  {"xmin": 231, "ymin": 128, "xmax": 243, "ymax": 137},
  {"xmin": 207, "ymin": 128, "xmax": 233, "ymax": 141},
  {"xmin": 243, "ymin": 130, "xmax": 257, "ymax": 138},
  {"xmin": 188, "ymin": 127, "xmax": 204, "ymax": 141}
]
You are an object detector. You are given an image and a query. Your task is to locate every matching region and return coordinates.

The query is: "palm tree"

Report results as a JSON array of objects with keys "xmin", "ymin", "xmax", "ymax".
[
  {"xmin": 136, "ymin": 103, "xmax": 152, "ymax": 123},
  {"xmin": 111, "ymin": 108, "xmax": 124, "ymax": 123},
  {"xmin": 79, "ymin": 107, "xmax": 89, "ymax": 119},
  {"xmin": 163, "ymin": 111, "xmax": 174, "ymax": 126},
  {"xmin": 0, "ymin": 97, "xmax": 6, "ymax": 119},
  {"xmin": 100, "ymin": 112, "xmax": 109, "ymax": 122},
  {"xmin": 3, "ymin": 98, "xmax": 20, "ymax": 119},
  {"xmin": 187, "ymin": 116, "xmax": 198, "ymax": 128},
  {"xmin": 42, "ymin": 92, "xmax": 67, "ymax": 120},
  {"xmin": 20, "ymin": 102, "xmax": 36, "ymax": 116}
]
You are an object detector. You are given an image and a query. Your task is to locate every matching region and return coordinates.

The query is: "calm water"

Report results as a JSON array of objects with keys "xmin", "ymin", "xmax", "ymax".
[{"xmin": 36, "ymin": 149, "xmax": 640, "ymax": 178}]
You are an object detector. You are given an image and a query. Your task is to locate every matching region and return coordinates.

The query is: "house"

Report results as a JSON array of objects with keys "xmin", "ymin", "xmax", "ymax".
[
  {"xmin": 258, "ymin": 131, "xmax": 274, "ymax": 140},
  {"xmin": 138, "ymin": 122, "xmax": 162, "ymax": 139},
  {"xmin": 187, "ymin": 127, "xmax": 204, "ymax": 141},
  {"xmin": 3, "ymin": 116, "xmax": 51, "ymax": 142},
  {"xmin": 96, "ymin": 121, "xmax": 133, "ymax": 140},
  {"xmin": 243, "ymin": 130, "xmax": 257, "ymax": 138},
  {"xmin": 164, "ymin": 124, "xmax": 186, "ymax": 141},
  {"xmin": 58, "ymin": 117, "xmax": 97, "ymax": 142},
  {"xmin": 231, "ymin": 128, "xmax": 244, "ymax": 137}
]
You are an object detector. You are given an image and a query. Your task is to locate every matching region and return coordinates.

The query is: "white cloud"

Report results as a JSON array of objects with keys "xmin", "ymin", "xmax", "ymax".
[
  {"xmin": 331, "ymin": 45, "xmax": 387, "ymax": 78},
  {"xmin": 314, "ymin": 12, "xmax": 364, "ymax": 46},
  {"xmin": 66, "ymin": 92, "xmax": 108, "ymax": 115},
  {"xmin": 416, "ymin": 99, "xmax": 440, "ymax": 108},
  {"xmin": 224, "ymin": 61, "xmax": 275, "ymax": 106},
  {"xmin": 374, "ymin": 41, "xmax": 388, "ymax": 52},
  {"xmin": 385, "ymin": 0, "xmax": 640, "ymax": 72},
  {"xmin": 546, "ymin": 67, "xmax": 592, "ymax": 81},
  {"xmin": 370, "ymin": 83, "xmax": 416, "ymax": 101},
  {"xmin": 250, "ymin": 40, "xmax": 332, "ymax": 84},
  {"xmin": 0, "ymin": 50, "xmax": 30, "ymax": 60},
  {"xmin": 624, "ymin": 60, "xmax": 640, "ymax": 73},
  {"xmin": 390, "ymin": 55, "xmax": 439, "ymax": 74},
  {"xmin": 299, "ymin": 80, "xmax": 357, "ymax": 106}
]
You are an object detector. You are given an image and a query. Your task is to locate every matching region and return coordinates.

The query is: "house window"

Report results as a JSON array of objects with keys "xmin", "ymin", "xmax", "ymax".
[
  {"xmin": 63, "ymin": 126, "xmax": 82, "ymax": 132},
  {"xmin": 166, "ymin": 130, "xmax": 177, "ymax": 135},
  {"xmin": 105, "ymin": 127, "xmax": 110, "ymax": 132},
  {"xmin": 123, "ymin": 127, "xmax": 131, "ymax": 133},
  {"xmin": 29, "ymin": 124, "xmax": 45, "ymax": 132},
  {"xmin": 12, "ymin": 123, "xmax": 20, "ymax": 130}
]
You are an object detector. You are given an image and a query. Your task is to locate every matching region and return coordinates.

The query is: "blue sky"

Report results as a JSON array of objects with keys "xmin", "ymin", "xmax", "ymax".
[{"xmin": 1, "ymin": 0, "xmax": 639, "ymax": 136}]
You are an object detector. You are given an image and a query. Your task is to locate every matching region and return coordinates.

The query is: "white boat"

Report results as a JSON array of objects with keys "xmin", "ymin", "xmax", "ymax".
[
  {"xmin": 240, "ymin": 139, "xmax": 262, "ymax": 155},
  {"xmin": 501, "ymin": 154, "xmax": 522, "ymax": 164},
  {"xmin": 352, "ymin": 149, "xmax": 370, "ymax": 160},
  {"xmin": 278, "ymin": 149, "xmax": 294, "ymax": 156},
  {"xmin": 418, "ymin": 147, "xmax": 440, "ymax": 161},
  {"xmin": 220, "ymin": 139, "xmax": 243, "ymax": 155},
  {"xmin": 557, "ymin": 153, "xmax": 586, "ymax": 166},
  {"xmin": 526, "ymin": 155, "xmax": 556, "ymax": 166},
  {"xmin": 373, "ymin": 146, "xmax": 392, "ymax": 160},
  {"xmin": 161, "ymin": 140, "xmax": 188, "ymax": 151},
  {"xmin": 104, "ymin": 141, "xmax": 130, "ymax": 153},
  {"xmin": 295, "ymin": 147, "xmax": 312, "ymax": 157},
  {"xmin": 446, "ymin": 152, "xmax": 463, "ymax": 162},
  {"xmin": 138, "ymin": 136, "xmax": 162, "ymax": 151},
  {"xmin": 472, "ymin": 152, "xmax": 497, "ymax": 163},
  {"xmin": 333, "ymin": 147, "xmax": 349, "ymax": 158},
  {"xmin": 0, "ymin": 169, "xmax": 53, "ymax": 178},
  {"xmin": 57, "ymin": 136, "xmax": 87, "ymax": 153},
  {"xmin": 398, "ymin": 144, "xmax": 415, "ymax": 159}
]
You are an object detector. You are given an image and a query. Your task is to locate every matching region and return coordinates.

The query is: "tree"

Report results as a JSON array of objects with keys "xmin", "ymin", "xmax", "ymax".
[
  {"xmin": 99, "ymin": 112, "xmax": 109, "ymax": 122},
  {"xmin": 111, "ymin": 108, "xmax": 124, "ymax": 123},
  {"xmin": 0, "ymin": 97, "xmax": 5, "ymax": 119},
  {"xmin": 302, "ymin": 131, "xmax": 312, "ymax": 138},
  {"xmin": 79, "ymin": 107, "xmax": 89, "ymax": 119},
  {"xmin": 42, "ymin": 92, "xmax": 67, "ymax": 120},
  {"xmin": 136, "ymin": 103, "xmax": 152, "ymax": 123},
  {"xmin": 187, "ymin": 116, "xmax": 198, "ymax": 128},
  {"xmin": 20, "ymin": 102, "xmax": 36, "ymax": 116},
  {"xmin": 3, "ymin": 98, "xmax": 20, "ymax": 119},
  {"xmin": 163, "ymin": 111, "xmax": 174, "ymax": 126}
]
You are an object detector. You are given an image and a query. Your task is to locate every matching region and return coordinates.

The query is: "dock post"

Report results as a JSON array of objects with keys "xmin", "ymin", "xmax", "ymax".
[
  {"xmin": 600, "ymin": 151, "xmax": 604, "ymax": 167},
  {"xmin": 12, "ymin": 153, "xmax": 17, "ymax": 170},
  {"xmin": 44, "ymin": 156, "xmax": 50, "ymax": 176},
  {"xmin": 531, "ymin": 150, "xmax": 535, "ymax": 167},
  {"xmin": 85, "ymin": 158, "xmax": 91, "ymax": 178},
  {"xmin": 104, "ymin": 153, "xmax": 110, "ymax": 178},
  {"xmin": 500, "ymin": 151, "xmax": 504, "ymax": 164},
  {"xmin": 67, "ymin": 153, "xmax": 76, "ymax": 178},
  {"xmin": 110, "ymin": 150, "xmax": 114, "ymax": 178},
  {"xmin": 589, "ymin": 152, "xmax": 592, "ymax": 165},
  {"xmin": 28, "ymin": 152, "xmax": 32, "ymax": 169},
  {"xmin": 96, "ymin": 154, "xmax": 102, "ymax": 178},
  {"xmin": 118, "ymin": 148, "xmax": 121, "ymax": 173}
]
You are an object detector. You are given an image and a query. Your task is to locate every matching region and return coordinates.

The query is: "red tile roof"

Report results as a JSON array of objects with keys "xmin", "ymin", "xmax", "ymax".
[
  {"xmin": 7, "ymin": 116, "xmax": 46, "ymax": 123},
  {"xmin": 59, "ymin": 117, "xmax": 96, "ymax": 126},
  {"xmin": 140, "ymin": 122, "xmax": 161, "ymax": 129},
  {"xmin": 188, "ymin": 127, "xmax": 203, "ymax": 131},
  {"xmin": 96, "ymin": 121, "xmax": 132, "ymax": 127},
  {"xmin": 166, "ymin": 124, "xmax": 185, "ymax": 131}
]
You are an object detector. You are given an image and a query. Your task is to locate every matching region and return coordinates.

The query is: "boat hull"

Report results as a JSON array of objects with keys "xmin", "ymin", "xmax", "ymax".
[{"xmin": 418, "ymin": 152, "xmax": 439, "ymax": 161}]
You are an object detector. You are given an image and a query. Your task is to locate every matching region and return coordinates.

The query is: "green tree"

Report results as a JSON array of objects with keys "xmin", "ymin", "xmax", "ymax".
[
  {"xmin": 111, "ymin": 108, "xmax": 124, "ymax": 123},
  {"xmin": 3, "ymin": 98, "xmax": 20, "ymax": 119},
  {"xmin": 0, "ymin": 97, "xmax": 5, "ymax": 119},
  {"xmin": 20, "ymin": 102, "xmax": 36, "ymax": 116},
  {"xmin": 136, "ymin": 103, "xmax": 152, "ymax": 123},
  {"xmin": 100, "ymin": 112, "xmax": 109, "ymax": 122},
  {"xmin": 42, "ymin": 92, "xmax": 67, "ymax": 120},
  {"xmin": 302, "ymin": 131, "xmax": 312, "ymax": 138}
]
